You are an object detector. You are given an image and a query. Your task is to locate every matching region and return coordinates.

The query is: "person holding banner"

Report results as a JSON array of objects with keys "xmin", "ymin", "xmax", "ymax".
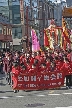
[
  {"xmin": 49, "ymin": 61, "xmax": 56, "ymax": 72},
  {"xmin": 29, "ymin": 63, "xmax": 37, "ymax": 75},
  {"xmin": 39, "ymin": 63, "xmax": 46, "ymax": 74}
]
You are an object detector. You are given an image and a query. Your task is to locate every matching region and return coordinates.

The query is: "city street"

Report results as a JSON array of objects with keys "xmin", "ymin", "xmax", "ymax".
[{"xmin": 0, "ymin": 73, "xmax": 72, "ymax": 108}]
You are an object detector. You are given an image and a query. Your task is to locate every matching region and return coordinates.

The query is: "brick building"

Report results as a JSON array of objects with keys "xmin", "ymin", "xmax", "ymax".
[{"xmin": 0, "ymin": 14, "xmax": 12, "ymax": 49}]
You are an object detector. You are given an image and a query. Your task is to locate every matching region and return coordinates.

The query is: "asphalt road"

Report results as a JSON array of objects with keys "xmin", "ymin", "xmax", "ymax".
[{"xmin": 0, "ymin": 73, "xmax": 72, "ymax": 108}]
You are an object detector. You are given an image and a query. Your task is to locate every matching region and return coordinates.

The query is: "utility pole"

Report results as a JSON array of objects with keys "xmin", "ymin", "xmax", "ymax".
[
  {"xmin": 20, "ymin": 0, "xmax": 26, "ymax": 51},
  {"xmin": 26, "ymin": 6, "xmax": 29, "ymax": 49}
]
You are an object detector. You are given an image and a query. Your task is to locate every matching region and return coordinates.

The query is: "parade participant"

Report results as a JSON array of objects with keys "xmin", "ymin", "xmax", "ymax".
[
  {"xmin": 0, "ymin": 55, "xmax": 3, "ymax": 74},
  {"xmin": 20, "ymin": 52, "xmax": 25, "ymax": 62},
  {"xmin": 3, "ymin": 52, "xmax": 9, "ymax": 80},
  {"xmin": 67, "ymin": 50, "xmax": 71, "ymax": 62},
  {"xmin": 34, "ymin": 59, "xmax": 39, "ymax": 67},
  {"xmin": 35, "ymin": 51, "xmax": 43, "ymax": 63},
  {"xmin": 49, "ymin": 61, "xmax": 56, "ymax": 72},
  {"xmin": 7, "ymin": 53, "xmax": 11, "ymax": 85},
  {"xmin": 29, "ymin": 63, "xmax": 37, "ymax": 75},
  {"xmin": 60, "ymin": 57, "xmax": 71, "ymax": 89},
  {"xmin": 46, "ymin": 57, "xmax": 51, "ymax": 68},
  {"xmin": 12, "ymin": 60, "xmax": 20, "ymax": 93},
  {"xmin": 56, "ymin": 56, "xmax": 64, "ymax": 70},
  {"xmin": 20, "ymin": 63, "xmax": 27, "ymax": 75},
  {"xmin": 12, "ymin": 60, "xmax": 20, "ymax": 75},
  {"xmin": 13, "ymin": 51, "xmax": 20, "ymax": 63},
  {"xmin": 20, "ymin": 52, "xmax": 27, "ymax": 66},
  {"xmin": 60, "ymin": 57, "xmax": 70, "ymax": 71},
  {"xmin": 39, "ymin": 63, "xmax": 46, "ymax": 74},
  {"xmin": 7, "ymin": 53, "xmax": 13, "ymax": 85},
  {"xmin": 54, "ymin": 56, "xmax": 63, "ymax": 70},
  {"xmin": 25, "ymin": 56, "xmax": 31, "ymax": 70},
  {"xmin": 30, "ymin": 52, "xmax": 35, "ymax": 66},
  {"xmin": 48, "ymin": 52, "xmax": 54, "ymax": 62}
]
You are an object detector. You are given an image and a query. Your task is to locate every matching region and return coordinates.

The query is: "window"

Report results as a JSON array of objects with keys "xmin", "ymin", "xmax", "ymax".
[
  {"xmin": 7, "ymin": 28, "xmax": 9, "ymax": 35},
  {"xmin": 11, "ymin": 30, "xmax": 12, "ymax": 35},
  {"xmin": 13, "ymin": 27, "xmax": 22, "ymax": 39},
  {"xmin": 13, "ymin": 14, "xmax": 21, "ymax": 24},
  {"xmin": 0, "ymin": 25, "xmax": 2, "ymax": 34},
  {"xmin": 12, "ymin": 0, "xmax": 17, "ymax": 1},
  {"xmin": 3, "ymin": 26, "xmax": 6, "ymax": 35},
  {"xmin": 9, "ymin": 29, "xmax": 11, "ymax": 35},
  {"xmin": 14, "ymin": 14, "xmax": 20, "ymax": 18}
]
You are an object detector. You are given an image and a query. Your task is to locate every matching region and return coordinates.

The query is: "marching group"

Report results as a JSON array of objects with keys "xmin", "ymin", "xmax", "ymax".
[{"xmin": 0, "ymin": 48, "xmax": 72, "ymax": 91}]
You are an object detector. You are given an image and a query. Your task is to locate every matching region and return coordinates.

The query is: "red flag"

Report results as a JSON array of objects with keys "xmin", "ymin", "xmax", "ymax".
[
  {"xmin": 63, "ymin": 32, "xmax": 71, "ymax": 44},
  {"xmin": 44, "ymin": 29, "xmax": 50, "ymax": 47}
]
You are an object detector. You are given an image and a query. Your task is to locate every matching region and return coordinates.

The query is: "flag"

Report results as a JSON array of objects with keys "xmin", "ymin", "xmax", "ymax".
[
  {"xmin": 58, "ymin": 28, "xmax": 63, "ymax": 48},
  {"xmin": 62, "ymin": 17, "xmax": 71, "ymax": 49},
  {"xmin": 31, "ymin": 29, "xmax": 40, "ymax": 52},
  {"xmin": 63, "ymin": 32, "xmax": 71, "ymax": 44},
  {"xmin": 44, "ymin": 29, "xmax": 50, "ymax": 47},
  {"xmin": 49, "ymin": 36, "xmax": 54, "ymax": 50}
]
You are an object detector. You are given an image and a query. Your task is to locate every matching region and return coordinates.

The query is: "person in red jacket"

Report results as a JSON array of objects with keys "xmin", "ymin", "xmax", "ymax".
[
  {"xmin": 30, "ymin": 53, "xmax": 35, "ymax": 66},
  {"xmin": 38, "ymin": 63, "xmax": 46, "ymax": 74},
  {"xmin": 20, "ymin": 63, "xmax": 27, "ymax": 75},
  {"xmin": 60, "ymin": 57, "xmax": 71, "ymax": 89},
  {"xmin": 20, "ymin": 52, "xmax": 27, "ymax": 66},
  {"xmin": 29, "ymin": 63, "xmax": 37, "ymax": 75},
  {"xmin": 48, "ymin": 61, "xmax": 56, "ymax": 72},
  {"xmin": 46, "ymin": 57, "xmax": 51, "ymax": 69},
  {"xmin": 55, "ymin": 56, "xmax": 64, "ymax": 70}
]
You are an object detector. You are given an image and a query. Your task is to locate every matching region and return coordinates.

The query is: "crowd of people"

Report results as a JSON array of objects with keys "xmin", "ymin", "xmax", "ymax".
[{"xmin": 0, "ymin": 48, "xmax": 72, "ymax": 90}]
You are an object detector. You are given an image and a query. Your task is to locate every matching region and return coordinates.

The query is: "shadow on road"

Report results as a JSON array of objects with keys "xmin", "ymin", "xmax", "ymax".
[
  {"xmin": 0, "ymin": 90, "xmax": 13, "ymax": 93},
  {"xmin": 0, "ymin": 73, "xmax": 5, "ymax": 80}
]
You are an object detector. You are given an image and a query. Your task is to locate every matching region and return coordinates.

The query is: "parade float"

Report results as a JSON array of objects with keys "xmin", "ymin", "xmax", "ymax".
[{"xmin": 44, "ymin": 18, "xmax": 71, "ymax": 50}]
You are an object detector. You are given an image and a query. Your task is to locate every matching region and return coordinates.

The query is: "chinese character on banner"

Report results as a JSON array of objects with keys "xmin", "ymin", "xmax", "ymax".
[
  {"xmin": 44, "ymin": 75, "xmax": 49, "ymax": 81},
  {"xmin": 18, "ymin": 76, "xmax": 23, "ymax": 81},
  {"xmin": 57, "ymin": 73, "xmax": 62, "ymax": 79},
  {"xmin": 50, "ymin": 74, "xmax": 56, "ymax": 80},
  {"xmin": 24, "ymin": 76, "xmax": 29, "ymax": 81},
  {"xmin": 31, "ymin": 76, "xmax": 36, "ymax": 81}
]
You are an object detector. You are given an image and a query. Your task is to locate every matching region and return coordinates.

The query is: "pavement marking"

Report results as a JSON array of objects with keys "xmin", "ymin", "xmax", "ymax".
[
  {"xmin": 49, "ymin": 90, "xmax": 54, "ymax": 94},
  {"xmin": 1, "ymin": 92, "xmax": 72, "ymax": 99},
  {"xmin": 55, "ymin": 106, "xmax": 72, "ymax": 108},
  {"xmin": 0, "ymin": 96, "xmax": 9, "ymax": 99},
  {"xmin": 16, "ymin": 96, "xmax": 24, "ymax": 97},
  {"xmin": 48, "ymin": 94, "xmax": 60, "ymax": 96},
  {"xmin": 37, "ymin": 95, "xmax": 45, "ymax": 97},
  {"xmin": 63, "ymin": 93, "xmax": 72, "ymax": 95}
]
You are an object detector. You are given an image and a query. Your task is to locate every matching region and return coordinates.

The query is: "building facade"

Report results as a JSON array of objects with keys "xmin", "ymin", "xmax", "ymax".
[
  {"xmin": 8, "ymin": 0, "xmax": 54, "ymax": 48},
  {"xmin": 66, "ymin": 0, "xmax": 72, "ymax": 7},
  {"xmin": 8, "ymin": 0, "xmax": 22, "ymax": 39},
  {"xmin": 0, "ymin": 0, "xmax": 9, "ymax": 18},
  {"xmin": 54, "ymin": 1, "xmax": 67, "ymax": 26},
  {"xmin": 0, "ymin": 14, "xmax": 12, "ymax": 49}
]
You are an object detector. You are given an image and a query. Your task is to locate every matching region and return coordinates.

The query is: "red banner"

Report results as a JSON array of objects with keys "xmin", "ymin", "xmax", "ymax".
[{"xmin": 12, "ymin": 67, "xmax": 68, "ymax": 90}]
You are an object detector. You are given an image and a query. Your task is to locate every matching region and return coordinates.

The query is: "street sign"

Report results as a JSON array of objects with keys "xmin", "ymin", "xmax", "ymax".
[{"xmin": 62, "ymin": 7, "xmax": 72, "ymax": 17}]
